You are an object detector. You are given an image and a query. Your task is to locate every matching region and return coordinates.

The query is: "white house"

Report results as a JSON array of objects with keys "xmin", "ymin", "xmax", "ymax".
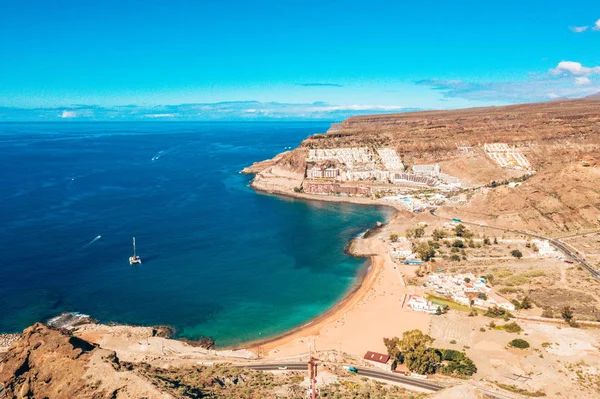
[{"xmin": 407, "ymin": 295, "xmax": 435, "ymax": 313}]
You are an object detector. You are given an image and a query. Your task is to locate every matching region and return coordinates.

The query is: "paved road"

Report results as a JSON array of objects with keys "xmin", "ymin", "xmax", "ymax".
[
  {"xmin": 430, "ymin": 209, "xmax": 600, "ymax": 279},
  {"xmin": 240, "ymin": 362, "xmax": 443, "ymax": 392}
]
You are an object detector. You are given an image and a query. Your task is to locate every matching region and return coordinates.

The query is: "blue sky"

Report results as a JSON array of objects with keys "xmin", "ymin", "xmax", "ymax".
[{"xmin": 0, "ymin": 0, "xmax": 599, "ymax": 120}]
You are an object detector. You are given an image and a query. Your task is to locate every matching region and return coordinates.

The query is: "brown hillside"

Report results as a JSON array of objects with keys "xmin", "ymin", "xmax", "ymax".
[
  {"xmin": 259, "ymin": 98, "xmax": 600, "ymax": 233},
  {"xmin": 0, "ymin": 324, "xmax": 169, "ymax": 399}
]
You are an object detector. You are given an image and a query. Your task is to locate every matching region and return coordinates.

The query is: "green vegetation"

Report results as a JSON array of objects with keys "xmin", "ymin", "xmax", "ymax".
[
  {"xmin": 497, "ymin": 270, "xmax": 545, "ymax": 287},
  {"xmin": 478, "ymin": 292, "xmax": 488, "ymax": 300},
  {"xmin": 487, "ymin": 174, "xmax": 534, "ymax": 189},
  {"xmin": 508, "ymin": 338, "xmax": 530, "ymax": 349},
  {"xmin": 406, "ymin": 225, "xmax": 425, "ymax": 239},
  {"xmin": 452, "ymin": 239, "xmax": 465, "ymax": 248},
  {"xmin": 320, "ymin": 379, "xmax": 428, "ymax": 399},
  {"xmin": 541, "ymin": 309, "xmax": 554, "ymax": 318},
  {"xmin": 384, "ymin": 330, "xmax": 477, "ymax": 377},
  {"xmin": 484, "ymin": 306, "xmax": 514, "ymax": 319},
  {"xmin": 389, "ymin": 234, "xmax": 399, "ymax": 242},
  {"xmin": 512, "ymin": 296, "xmax": 533, "ymax": 310},
  {"xmin": 439, "ymin": 349, "xmax": 477, "ymax": 377},
  {"xmin": 494, "ymin": 382, "xmax": 546, "ymax": 397},
  {"xmin": 454, "ymin": 224, "xmax": 473, "ymax": 239},
  {"xmin": 511, "ymin": 249, "xmax": 523, "ymax": 258},
  {"xmin": 426, "ymin": 295, "xmax": 471, "ymax": 312},
  {"xmin": 561, "ymin": 306, "xmax": 576, "ymax": 326},
  {"xmin": 494, "ymin": 322, "xmax": 522, "ymax": 333},
  {"xmin": 413, "ymin": 241, "xmax": 436, "ymax": 261},
  {"xmin": 432, "ymin": 229, "xmax": 447, "ymax": 241}
]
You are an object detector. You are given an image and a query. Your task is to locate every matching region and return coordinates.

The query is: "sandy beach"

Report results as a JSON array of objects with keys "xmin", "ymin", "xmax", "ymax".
[
  {"xmin": 70, "ymin": 220, "xmax": 430, "ymax": 365},
  {"xmin": 248, "ymin": 232, "xmax": 430, "ymax": 359}
]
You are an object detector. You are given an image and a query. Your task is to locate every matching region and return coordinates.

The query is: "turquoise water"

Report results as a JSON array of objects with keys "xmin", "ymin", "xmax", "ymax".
[{"xmin": 0, "ymin": 122, "xmax": 393, "ymax": 347}]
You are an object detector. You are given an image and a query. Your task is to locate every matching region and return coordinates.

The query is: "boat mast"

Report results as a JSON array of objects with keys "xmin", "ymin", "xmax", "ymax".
[{"xmin": 133, "ymin": 237, "xmax": 136, "ymax": 257}]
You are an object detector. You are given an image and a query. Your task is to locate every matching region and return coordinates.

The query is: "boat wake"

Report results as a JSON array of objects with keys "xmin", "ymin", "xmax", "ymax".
[
  {"xmin": 83, "ymin": 235, "xmax": 102, "ymax": 248},
  {"xmin": 151, "ymin": 147, "xmax": 178, "ymax": 161}
]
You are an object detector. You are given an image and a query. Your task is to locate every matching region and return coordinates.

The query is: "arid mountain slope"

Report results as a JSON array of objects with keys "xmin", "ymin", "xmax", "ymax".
[
  {"xmin": 0, "ymin": 324, "xmax": 171, "ymax": 399},
  {"xmin": 249, "ymin": 98, "xmax": 600, "ymax": 233}
]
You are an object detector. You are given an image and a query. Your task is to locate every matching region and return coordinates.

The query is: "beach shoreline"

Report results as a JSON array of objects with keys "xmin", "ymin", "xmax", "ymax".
[
  {"xmin": 232, "ymin": 178, "xmax": 429, "ymax": 358},
  {"xmin": 224, "ymin": 181, "xmax": 404, "ymax": 352},
  {"xmin": 2, "ymin": 174, "xmax": 411, "ymax": 359}
]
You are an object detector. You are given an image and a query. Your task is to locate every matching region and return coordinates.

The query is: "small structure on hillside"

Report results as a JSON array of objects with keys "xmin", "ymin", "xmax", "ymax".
[{"xmin": 363, "ymin": 351, "xmax": 392, "ymax": 371}]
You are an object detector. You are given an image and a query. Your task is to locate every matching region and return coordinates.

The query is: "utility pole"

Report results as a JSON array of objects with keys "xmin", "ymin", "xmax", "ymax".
[{"xmin": 308, "ymin": 356, "xmax": 319, "ymax": 399}]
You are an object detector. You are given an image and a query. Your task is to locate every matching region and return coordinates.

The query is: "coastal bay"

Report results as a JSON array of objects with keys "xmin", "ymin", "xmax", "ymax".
[{"xmin": 0, "ymin": 122, "xmax": 392, "ymax": 347}]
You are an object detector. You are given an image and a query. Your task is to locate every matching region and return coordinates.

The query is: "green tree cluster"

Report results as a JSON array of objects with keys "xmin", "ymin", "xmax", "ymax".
[
  {"xmin": 406, "ymin": 225, "xmax": 425, "ymax": 239},
  {"xmin": 432, "ymin": 229, "xmax": 447, "ymax": 241},
  {"xmin": 508, "ymin": 338, "xmax": 530, "ymax": 349},
  {"xmin": 383, "ymin": 330, "xmax": 477, "ymax": 377},
  {"xmin": 511, "ymin": 296, "xmax": 532, "ymax": 310},
  {"xmin": 511, "ymin": 249, "xmax": 523, "ymax": 258},
  {"xmin": 484, "ymin": 306, "xmax": 514, "ymax": 319},
  {"xmin": 413, "ymin": 241, "xmax": 436, "ymax": 261}
]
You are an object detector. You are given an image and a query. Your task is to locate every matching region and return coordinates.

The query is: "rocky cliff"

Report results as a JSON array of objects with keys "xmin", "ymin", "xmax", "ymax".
[{"xmin": 0, "ymin": 324, "xmax": 170, "ymax": 399}]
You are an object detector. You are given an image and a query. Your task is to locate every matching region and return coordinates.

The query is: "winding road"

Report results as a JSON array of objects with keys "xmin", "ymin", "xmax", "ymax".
[
  {"xmin": 240, "ymin": 362, "xmax": 443, "ymax": 392},
  {"xmin": 429, "ymin": 209, "xmax": 600, "ymax": 279}
]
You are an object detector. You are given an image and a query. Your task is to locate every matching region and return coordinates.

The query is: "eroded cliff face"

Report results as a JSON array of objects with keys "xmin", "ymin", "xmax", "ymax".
[
  {"xmin": 245, "ymin": 148, "xmax": 307, "ymax": 194},
  {"xmin": 245, "ymin": 98, "xmax": 600, "ymax": 233},
  {"xmin": 0, "ymin": 324, "xmax": 171, "ymax": 399}
]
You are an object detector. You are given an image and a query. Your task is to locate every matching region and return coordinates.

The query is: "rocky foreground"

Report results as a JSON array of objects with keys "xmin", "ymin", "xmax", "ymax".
[
  {"xmin": 0, "ymin": 324, "xmax": 448, "ymax": 399},
  {"xmin": 0, "ymin": 324, "xmax": 171, "ymax": 399}
]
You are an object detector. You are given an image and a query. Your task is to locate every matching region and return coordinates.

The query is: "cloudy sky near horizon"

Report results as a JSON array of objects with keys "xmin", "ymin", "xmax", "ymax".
[{"xmin": 1, "ymin": 0, "xmax": 599, "ymax": 120}]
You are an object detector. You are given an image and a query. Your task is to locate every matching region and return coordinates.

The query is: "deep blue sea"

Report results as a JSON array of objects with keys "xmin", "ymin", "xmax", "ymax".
[{"xmin": 0, "ymin": 122, "xmax": 392, "ymax": 346}]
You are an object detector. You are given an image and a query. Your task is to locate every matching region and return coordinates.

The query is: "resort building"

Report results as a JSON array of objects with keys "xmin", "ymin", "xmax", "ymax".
[
  {"xmin": 304, "ymin": 182, "xmax": 371, "ymax": 196},
  {"xmin": 407, "ymin": 295, "xmax": 438, "ymax": 314},
  {"xmin": 324, "ymin": 168, "xmax": 340, "ymax": 178},
  {"xmin": 483, "ymin": 142, "xmax": 531, "ymax": 169},
  {"xmin": 425, "ymin": 273, "xmax": 514, "ymax": 311},
  {"xmin": 307, "ymin": 166, "xmax": 340, "ymax": 179},
  {"xmin": 346, "ymin": 170, "xmax": 389, "ymax": 182},
  {"xmin": 412, "ymin": 164, "xmax": 441, "ymax": 177},
  {"xmin": 391, "ymin": 172, "xmax": 436, "ymax": 187},
  {"xmin": 308, "ymin": 166, "xmax": 324, "ymax": 179},
  {"xmin": 377, "ymin": 148, "xmax": 404, "ymax": 171}
]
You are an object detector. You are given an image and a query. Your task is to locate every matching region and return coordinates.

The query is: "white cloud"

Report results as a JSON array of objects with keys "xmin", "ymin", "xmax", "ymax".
[
  {"xmin": 144, "ymin": 113, "xmax": 175, "ymax": 118},
  {"xmin": 570, "ymin": 26, "xmax": 588, "ymax": 33},
  {"xmin": 550, "ymin": 61, "xmax": 600, "ymax": 76},
  {"xmin": 61, "ymin": 110, "xmax": 76, "ymax": 118},
  {"xmin": 1, "ymin": 102, "xmax": 423, "ymax": 121},
  {"xmin": 417, "ymin": 75, "xmax": 600, "ymax": 103},
  {"xmin": 575, "ymin": 77, "xmax": 591, "ymax": 85},
  {"xmin": 594, "ymin": 19, "xmax": 600, "ymax": 31},
  {"xmin": 311, "ymin": 104, "xmax": 406, "ymax": 112}
]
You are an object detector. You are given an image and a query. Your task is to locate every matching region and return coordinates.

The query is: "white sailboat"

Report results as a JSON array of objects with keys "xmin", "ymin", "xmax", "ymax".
[{"xmin": 129, "ymin": 237, "xmax": 142, "ymax": 265}]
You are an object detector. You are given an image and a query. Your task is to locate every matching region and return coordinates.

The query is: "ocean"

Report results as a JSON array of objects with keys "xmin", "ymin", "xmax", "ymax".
[{"xmin": 0, "ymin": 122, "xmax": 393, "ymax": 347}]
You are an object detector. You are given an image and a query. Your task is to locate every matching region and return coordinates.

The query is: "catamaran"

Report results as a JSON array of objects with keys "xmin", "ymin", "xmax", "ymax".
[{"xmin": 129, "ymin": 237, "xmax": 142, "ymax": 265}]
